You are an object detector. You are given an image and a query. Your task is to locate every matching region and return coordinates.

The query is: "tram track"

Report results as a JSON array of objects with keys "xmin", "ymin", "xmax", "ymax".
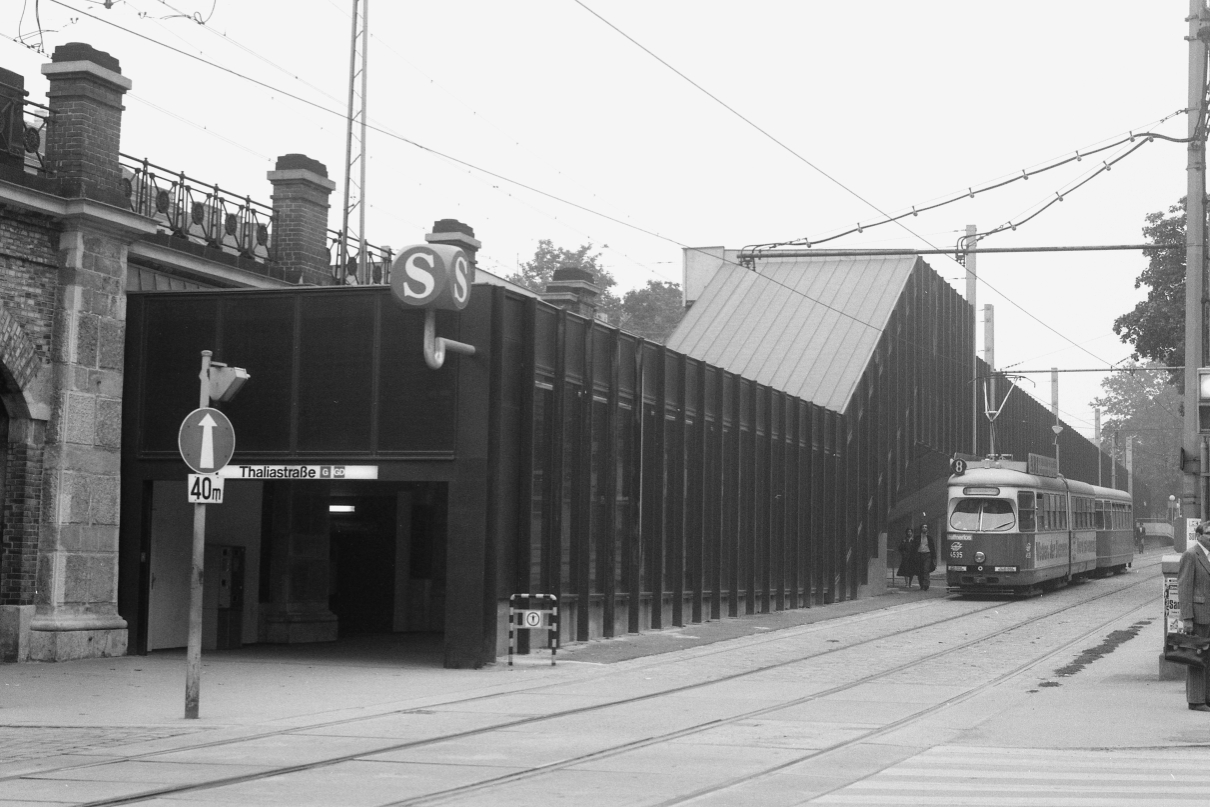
[
  {"xmin": 6, "ymin": 556, "xmax": 1165, "ymax": 807},
  {"xmin": 387, "ymin": 563, "xmax": 1165, "ymax": 806}
]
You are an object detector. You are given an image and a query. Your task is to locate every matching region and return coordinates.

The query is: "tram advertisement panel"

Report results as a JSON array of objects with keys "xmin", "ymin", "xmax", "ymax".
[
  {"xmin": 1072, "ymin": 532, "xmax": 1097, "ymax": 570},
  {"xmin": 1033, "ymin": 532, "xmax": 1069, "ymax": 570}
]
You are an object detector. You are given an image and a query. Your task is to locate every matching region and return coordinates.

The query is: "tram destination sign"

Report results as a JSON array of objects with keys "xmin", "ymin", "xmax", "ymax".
[
  {"xmin": 1027, "ymin": 452, "xmax": 1058, "ymax": 478},
  {"xmin": 216, "ymin": 464, "xmax": 379, "ymax": 480}
]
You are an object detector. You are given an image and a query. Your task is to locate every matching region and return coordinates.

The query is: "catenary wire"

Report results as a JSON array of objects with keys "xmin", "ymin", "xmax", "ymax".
[
  {"xmin": 572, "ymin": 0, "xmax": 941, "ymax": 254},
  {"xmin": 130, "ymin": 0, "xmax": 677, "ymax": 284},
  {"xmin": 44, "ymin": 0, "xmax": 679, "ymax": 283},
  {"xmin": 39, "ymin": 0, "xmax": 1142, "ymax": 373},
  {"xmin": 569, "ymin": 0, "xmax": 1146, "ymax": 370},
  {"xmin": 749, "ymin": 117, "xmax": 1187, "ymax": 252}
]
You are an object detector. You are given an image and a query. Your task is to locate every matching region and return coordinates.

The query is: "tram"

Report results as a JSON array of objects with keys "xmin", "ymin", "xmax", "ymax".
[{"xmin": 946, "ymin": 455, "xmax": 1133, "ymax": 595}]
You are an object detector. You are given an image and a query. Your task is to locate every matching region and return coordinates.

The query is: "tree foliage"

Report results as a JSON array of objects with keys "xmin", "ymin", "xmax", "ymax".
[
  {"xmin": 1113, "ymin": 199, "xmax": 1187, "ymax": 368},
  {"xmin": 615, "ymin": 281, "xmax": 685, "ymax": 343},
  {"xmin": 1091, "ymin": 361, "xmax": 1183, "ymax": 511},
  {"xmin": 508, "ymin": 240, "xmax": 686, "ymax": 342},
  {"xmin": 506, "ymin": 240, "xmax": 622, "ymax": 318}
]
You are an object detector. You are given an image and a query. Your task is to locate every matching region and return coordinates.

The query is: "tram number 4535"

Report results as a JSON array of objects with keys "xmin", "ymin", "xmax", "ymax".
[{"xmin": 187, "ymin": 473, "xmax": 225, "ymax": 504}]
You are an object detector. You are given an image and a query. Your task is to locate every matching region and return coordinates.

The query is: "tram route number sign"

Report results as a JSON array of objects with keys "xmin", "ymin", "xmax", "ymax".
[{"xmin": 187, "ymin": 474, "xmax": 225, "ymax": 504}]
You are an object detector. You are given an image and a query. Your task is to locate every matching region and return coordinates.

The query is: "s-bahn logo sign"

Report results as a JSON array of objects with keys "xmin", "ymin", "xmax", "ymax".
[{"xmin": 390, "ymin": 244, "xmax": 472, "ymax": 310}]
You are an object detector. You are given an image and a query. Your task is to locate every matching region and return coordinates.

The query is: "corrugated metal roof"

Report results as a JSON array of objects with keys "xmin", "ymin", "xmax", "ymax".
[{"xmin": 666, "ymin": 254, "xmax": 918, "ymax": 413}]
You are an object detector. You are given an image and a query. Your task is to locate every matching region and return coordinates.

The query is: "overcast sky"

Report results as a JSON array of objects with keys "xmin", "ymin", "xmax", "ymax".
[{"xmin": 2, "ymin": 1, "xmax": 1197, "ymax": 442}]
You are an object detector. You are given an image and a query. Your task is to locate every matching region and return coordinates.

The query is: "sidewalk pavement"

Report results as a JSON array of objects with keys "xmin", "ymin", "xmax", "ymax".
[{"xmin": 0, "ymin": 572, "xmax": 948, "ymax": 736}]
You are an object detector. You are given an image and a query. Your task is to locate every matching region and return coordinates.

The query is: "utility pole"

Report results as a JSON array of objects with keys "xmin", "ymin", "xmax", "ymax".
[
  {"xmin": 1183, "ymin": 0, "xmax": 1209, "ymax": 522},
  {"xmin": 1051, "ymin": 367, "xmax": 1061, "ymax": 473},
  {"xmin": 983, "ymin": 304, "xmax": 995, "ymax": 455},
  {"xmin": 1126, "ymin": 438, "xmax": 1134, "ymax": 496},
  {"xmin": 983, "ymin": 304, "xmax": 995, "ymax": 371},
  {"xmin": 1112, "ymin": 430, "xmax": 1118, "ymax": 489},
  {"xmin": 1095, "ymin": 407, "xmax": 1102, "ymax": 487},
  {"xmin": 965, "ymin": 224, "xmax": 978, "ymax": 456}
]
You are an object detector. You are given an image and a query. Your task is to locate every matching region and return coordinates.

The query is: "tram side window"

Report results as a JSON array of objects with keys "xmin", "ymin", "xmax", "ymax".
[
  {"xmin": 1077, "ymin": 497, "xmax": 1090, "ymax": 529},
  {"xmin": 1017, "ymin": 491, "xmax": 1035, "ymax": 532},
  {"xmin": 1094, "ymin": 500, "xmax": 1104, "ymax": 530},
  {"xmin": 1059, "ymin": 496, "xmax": 1068, "ymax": 529},
  {"xmin": 1038, "ymin": 493, "xmax": 1048, "ymax": 531}
]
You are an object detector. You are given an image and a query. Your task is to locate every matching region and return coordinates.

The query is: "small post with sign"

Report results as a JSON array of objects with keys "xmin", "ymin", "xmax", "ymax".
[
  {"xmin": 508, "ymin": 593, "xmax": 558, "ymax": 667},
  {"xmin": 178, "ymin": 351, "xmax": 246, "ymax": 719}
]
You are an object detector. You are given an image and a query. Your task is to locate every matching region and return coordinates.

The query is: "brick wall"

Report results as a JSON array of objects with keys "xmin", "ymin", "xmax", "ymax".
[
  {"xmin": 0, "ymin": 210, "xmax": 59, "ymax": 360},
  {"xmin": 0, "ymin": 209, "xmax": 56, "ymax": 608},
  {"xmin": 0, "ymin": 419, "xmax": 45, "ymax": 605}
]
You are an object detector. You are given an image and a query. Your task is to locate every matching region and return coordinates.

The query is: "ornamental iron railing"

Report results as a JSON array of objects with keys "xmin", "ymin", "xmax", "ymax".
[
  {"xmin": 13, "ymin": 98, "xmax": 52, "ymax": 175},
  {"xmin": 120, "ymin": 155, "xmax": 273, "ymax": 263},
  {"xmin": 328, "ymin": 230, "xmax": 394, "ymax": 286}
]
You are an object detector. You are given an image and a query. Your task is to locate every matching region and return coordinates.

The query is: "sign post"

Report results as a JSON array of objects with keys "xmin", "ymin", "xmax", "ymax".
[{"xmin": 177, "ymin": 351, "xmax": 244, "ymax": 719}]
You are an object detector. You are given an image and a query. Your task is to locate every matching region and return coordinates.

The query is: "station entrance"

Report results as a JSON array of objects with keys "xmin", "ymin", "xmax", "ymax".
[{"xmin": 141, "ymin": 479, "xmax": 447, "ymax": 654}]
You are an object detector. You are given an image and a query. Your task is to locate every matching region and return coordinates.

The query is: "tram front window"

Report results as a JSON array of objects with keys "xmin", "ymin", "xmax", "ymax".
[{"xmin": 950, "ymin": 498, "xmax": 1016, "ymax": 532}]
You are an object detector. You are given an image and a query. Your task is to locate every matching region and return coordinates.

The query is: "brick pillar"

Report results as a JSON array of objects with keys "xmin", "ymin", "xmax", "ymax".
[
  {"xmin": 424, "ymin": 218, "xmax": 481, "ymax": 270},
  {"xmin": 41, "ymin": 43, "xmax": 131, "ymax": 205},
  {"xmin": 268, "ymin": 154, "xmax": 335, "ymax": 286},
  {"xmin": 542, "ymin": 266, "xmax": 600, "ymax": 318},
  {"xmin": 261, "ymin": 481, "xmax": 338, "ymax": 643}
]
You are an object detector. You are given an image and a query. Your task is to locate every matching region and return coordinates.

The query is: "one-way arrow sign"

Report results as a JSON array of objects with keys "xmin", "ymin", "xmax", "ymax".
[{"xmin": 178, "ymin": 407, "xmax": 236, "ymax": 474}]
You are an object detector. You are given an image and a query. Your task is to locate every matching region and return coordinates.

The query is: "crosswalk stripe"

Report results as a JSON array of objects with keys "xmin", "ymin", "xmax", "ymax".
[{"xmin": 811, "ymin": 746, "xmax": 1210, "ymax": 806}]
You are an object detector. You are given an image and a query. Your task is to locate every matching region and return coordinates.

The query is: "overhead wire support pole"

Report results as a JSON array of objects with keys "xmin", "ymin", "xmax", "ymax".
[
  {"xmin": 1183, "ymin": 0, "xmax": 1209, "ymax": 524},
  {"xmin": 340, "ymin": 0, "xmax": 369, "ymax": 284},
  {"xmin": 964, "ymin": 224, "xmax": 978, "ymax": 456},
  {"xmin": 358, "ymin": 0, "xmax": 369, "ymax": 283}
]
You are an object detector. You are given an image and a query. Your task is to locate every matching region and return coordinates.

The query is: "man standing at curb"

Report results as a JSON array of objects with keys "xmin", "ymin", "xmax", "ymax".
[
  {"xmin": 1178, "ymin": 522, "xmax": 1210, "ymax": 712},
  {"xmin": 914, "ymin": 524, "xmax": 937, "ymax": 592}
]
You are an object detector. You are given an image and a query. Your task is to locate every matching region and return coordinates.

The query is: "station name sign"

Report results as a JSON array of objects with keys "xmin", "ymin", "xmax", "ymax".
[{"xmin": 217, "ymin": 464, "xmax": 379, "ymax": 480}]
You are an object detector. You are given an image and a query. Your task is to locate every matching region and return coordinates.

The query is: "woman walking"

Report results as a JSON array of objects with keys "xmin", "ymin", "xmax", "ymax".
[
  {"xmin": 912, "ymin": 523, "xmax": 937, "ymax": 591},
  {"xmin": 897, "ymin": 527, "xmax": 915, "ymax": 587}
]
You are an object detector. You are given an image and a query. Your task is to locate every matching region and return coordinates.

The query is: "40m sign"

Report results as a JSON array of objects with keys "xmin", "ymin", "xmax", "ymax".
[{"xmin": 187, "ymin": 474, "xmax": 225, "ymax": 504}]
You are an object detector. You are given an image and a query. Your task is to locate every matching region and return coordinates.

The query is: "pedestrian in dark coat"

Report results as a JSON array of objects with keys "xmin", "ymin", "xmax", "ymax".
[
  {"xmin": 910, "ymin": 524, "xmax": 937, "ymax": 591},
  {"xmin": 896, "ymin": 528, "xmax": 914, "ymax": 587},
  {"xmin": 1178, "ymin": 522, "xmax": 1210, "ymax": 711}
]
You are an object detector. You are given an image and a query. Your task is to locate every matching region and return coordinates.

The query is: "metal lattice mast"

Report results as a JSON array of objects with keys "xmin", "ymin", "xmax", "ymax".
[{"xmin": 340, "ymin": 0, "xmax": 369, "ymax": 284}]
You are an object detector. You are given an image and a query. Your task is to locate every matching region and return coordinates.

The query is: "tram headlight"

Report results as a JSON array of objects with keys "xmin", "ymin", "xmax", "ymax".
[{"xmin": 974, "ymin": 551, "xmax": 986, "ymax": 563}]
